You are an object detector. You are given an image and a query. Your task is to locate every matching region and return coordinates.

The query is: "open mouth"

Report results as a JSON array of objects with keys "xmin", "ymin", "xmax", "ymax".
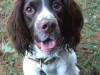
[{"xmin": 35, "ymin": 38, "xmax": 57, "ymax": 54}]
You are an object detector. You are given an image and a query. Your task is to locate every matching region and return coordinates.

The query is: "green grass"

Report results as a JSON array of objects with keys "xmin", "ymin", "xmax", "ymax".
[
  {"xmin": 0, "ymin": 0, "xmax": 100, "ymax": 75},
  {"xmin": 0, "ymin": 0, "xmax": 14, "ymax": 51},
  {"xmin": 77, "ymin": 0, "xmax": 100, "ymax": 74}
]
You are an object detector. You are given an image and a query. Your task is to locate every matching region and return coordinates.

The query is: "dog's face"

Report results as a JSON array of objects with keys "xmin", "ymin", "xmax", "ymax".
[
  {"xmin": 23, "ymin": 0, "xmax": 64, "ymax": 54},
  {"xmin": 7, "ymin": 0, "xmax": 83, "ymax": 54}
]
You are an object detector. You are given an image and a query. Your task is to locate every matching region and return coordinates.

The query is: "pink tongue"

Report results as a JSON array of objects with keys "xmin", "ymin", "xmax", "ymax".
[{"xmin": 37, "ymin": 40, "xmax": 56, "ymax": 53}]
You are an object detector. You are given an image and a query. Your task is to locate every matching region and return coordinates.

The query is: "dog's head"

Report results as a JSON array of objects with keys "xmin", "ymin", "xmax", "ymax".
[{"xmin": 6, "ymin": 0, "xmax": 83, "ymax": 54}]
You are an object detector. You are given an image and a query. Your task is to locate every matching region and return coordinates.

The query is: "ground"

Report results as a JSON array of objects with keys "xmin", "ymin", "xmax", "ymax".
[{"xmin": 0, "ymin": 0, "xmax": 100, "ymax": 75}]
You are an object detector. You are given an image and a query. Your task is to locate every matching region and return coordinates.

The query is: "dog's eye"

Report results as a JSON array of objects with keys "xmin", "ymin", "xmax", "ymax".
[
  {"xmin": 26, "ymin": 6, "xmax": 35, "ymax": 14},
  {"xmin": 52, "ymin": 2, "xmax": 62, "ymax": 11}
]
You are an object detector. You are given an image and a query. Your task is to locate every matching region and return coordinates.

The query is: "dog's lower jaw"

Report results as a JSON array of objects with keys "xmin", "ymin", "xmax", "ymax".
[{"xmin": 23, "ymin": 48, "xmax": 80, "ymax": 75}]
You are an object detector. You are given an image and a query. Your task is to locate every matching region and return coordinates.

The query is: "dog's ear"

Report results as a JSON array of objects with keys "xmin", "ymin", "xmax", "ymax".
[
  {"xmin": 6, "ymin": 0, "xmax": 32, "ymax": 54},
  {"xmin": 62, "ymin": 0, "xmax": 83, "ymax": 49}
]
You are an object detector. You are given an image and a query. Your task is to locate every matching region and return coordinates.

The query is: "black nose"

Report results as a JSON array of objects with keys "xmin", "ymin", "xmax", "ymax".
[{"xmin": 40, "ymin": 21, "xmax": 56, "ymax": 33}]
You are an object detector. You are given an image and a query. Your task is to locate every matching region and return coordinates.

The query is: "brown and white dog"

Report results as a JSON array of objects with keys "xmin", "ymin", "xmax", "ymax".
[{"xmin": 6, "ymin": 0, "xmax": 83, "ymax": 75}]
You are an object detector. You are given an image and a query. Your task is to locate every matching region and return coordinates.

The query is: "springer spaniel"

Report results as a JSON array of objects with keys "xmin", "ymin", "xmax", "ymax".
[{"xmin": 6, "ymin": 0, "xmax": 83, "ymax": 75}]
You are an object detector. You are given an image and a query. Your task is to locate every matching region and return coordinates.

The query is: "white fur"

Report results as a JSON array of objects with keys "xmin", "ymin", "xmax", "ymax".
[{"xmin": 23, "ymin": 45, "xmax": 80, "ymax": 75}]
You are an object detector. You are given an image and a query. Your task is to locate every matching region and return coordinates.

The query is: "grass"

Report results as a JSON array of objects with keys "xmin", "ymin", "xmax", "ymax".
[
  {"xmin": 76, "ymin": 0, "xmax": 100, "ymax": 74},
  {"xmin": 0, "ymin": 0, "xmax": 100, "ymax": 75}
]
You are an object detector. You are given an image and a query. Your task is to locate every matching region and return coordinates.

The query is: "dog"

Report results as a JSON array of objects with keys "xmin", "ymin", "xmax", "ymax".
[{"xmin": 6, "ymin": 0, "xmax": 83, "ymax": 75}]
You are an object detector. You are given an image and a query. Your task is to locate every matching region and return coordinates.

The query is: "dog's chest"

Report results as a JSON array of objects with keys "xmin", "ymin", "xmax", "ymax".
[
  {"xmin": 23, "ymin": 49, "xmax": 79, "ymax": 75},
  {"xmin": 35, "ymin": 56, "xmax": 67, "ymax": 75}
]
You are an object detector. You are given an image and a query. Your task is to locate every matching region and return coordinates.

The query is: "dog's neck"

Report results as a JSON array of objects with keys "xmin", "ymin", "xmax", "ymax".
[
  {"xmin": 25, "ymin": 46, "xmax": 63, "ymax": 65},
  {"xmin": 25, "ymin": 43, "xmax": 71, "ymax": 67}
]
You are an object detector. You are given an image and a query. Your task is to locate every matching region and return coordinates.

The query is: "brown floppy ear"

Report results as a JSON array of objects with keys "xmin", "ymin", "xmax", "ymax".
[
  {"xmin": 6, "ymin": 0, "xmax": 32, "ymax": 54},
  {"xmin": 62, "ymin": 0, "xmax": 84, "ymax": 49}
]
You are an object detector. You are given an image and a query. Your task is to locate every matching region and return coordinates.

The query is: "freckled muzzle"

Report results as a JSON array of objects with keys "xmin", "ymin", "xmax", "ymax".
[{"xmin": 34, "ymin": 18, "xmax": 61, "ymax": 54}]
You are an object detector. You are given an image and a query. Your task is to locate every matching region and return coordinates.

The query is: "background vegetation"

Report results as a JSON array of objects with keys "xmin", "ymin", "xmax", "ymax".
[{"xmin": 0, "ymin": 0, "xmax": 100, "ymax": 75}]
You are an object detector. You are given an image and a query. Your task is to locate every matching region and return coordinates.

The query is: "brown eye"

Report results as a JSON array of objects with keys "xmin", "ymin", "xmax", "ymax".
[
  {"xmin": 53, "ymin": 2, "xmax": 62, "ymax": 11},
  {"xmin": 26, "ymin": 6, "xmax": 34, "ymax": 14}
]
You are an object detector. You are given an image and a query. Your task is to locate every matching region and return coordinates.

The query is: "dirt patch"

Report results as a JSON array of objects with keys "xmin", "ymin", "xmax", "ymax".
[
  {"xmin": 0, "ymin": 52, "xmax": 23, "ymax": 75},
  {"xmin": 15, "ymin": 55, "xmax": 23, "ymax": 75},
  {"xmin": 93, "ymin": 32, "xmax": 100, "ymax": 41},
  {"xmin": 0, "ymin": 52, "xmax": 7, "ymax": 75}
]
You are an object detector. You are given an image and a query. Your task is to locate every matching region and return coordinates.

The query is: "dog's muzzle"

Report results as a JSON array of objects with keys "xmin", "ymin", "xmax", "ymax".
[{"xmin": 38, "ymin": 19, "xmax": 57, "ymax": 33}]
